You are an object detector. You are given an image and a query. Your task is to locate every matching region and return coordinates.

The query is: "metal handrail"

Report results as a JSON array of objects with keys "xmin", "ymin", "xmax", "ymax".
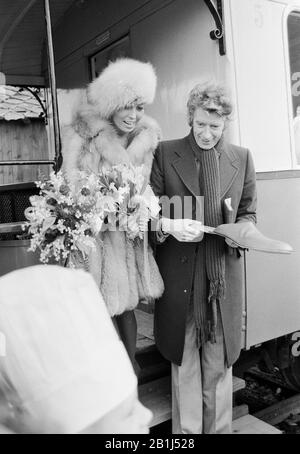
[
  {"xmin": 45, "ymin": 0, "xmax": 62, "ymax": 172},
  {"xmin": 0, "ymin": 222, "xmax": 25, "ymax": 234},
  {"xmin": 0, "ymin": 160, "xmax": 55, "ymax": 166}
]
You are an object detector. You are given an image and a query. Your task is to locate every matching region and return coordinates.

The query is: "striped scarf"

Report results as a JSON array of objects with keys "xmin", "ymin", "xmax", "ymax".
[{"xmin": 191, "ymin": 135, "xmax": 226, "ymax": 345}]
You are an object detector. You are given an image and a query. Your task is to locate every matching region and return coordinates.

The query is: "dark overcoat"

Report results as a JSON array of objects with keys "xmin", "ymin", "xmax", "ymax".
[{"xmin": 150, "ymin": 132, "xmax": 257, "ymax": 367}]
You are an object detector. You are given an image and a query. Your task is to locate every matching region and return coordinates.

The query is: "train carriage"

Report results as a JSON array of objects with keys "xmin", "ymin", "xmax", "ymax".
[{"xmin": 0, "ymin": 0, "xmax": 300, "ymax": 407}]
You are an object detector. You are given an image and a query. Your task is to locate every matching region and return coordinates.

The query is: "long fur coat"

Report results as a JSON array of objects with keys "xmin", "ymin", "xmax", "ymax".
[{"xmin": 61, "ymin": 108, "xmax": 164, "ymax": 316}]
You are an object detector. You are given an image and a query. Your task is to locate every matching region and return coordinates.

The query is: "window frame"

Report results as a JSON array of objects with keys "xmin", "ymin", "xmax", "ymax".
[
  {"xmin": 283, "ymin": 5, "xmax": 300, "ymax": 169},
  {"xmin": 89, "ymin": 34, "xmax": 131, "ymax": 81}
]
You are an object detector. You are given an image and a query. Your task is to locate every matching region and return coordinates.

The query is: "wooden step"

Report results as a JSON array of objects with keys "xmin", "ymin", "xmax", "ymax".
[
  {"xmin": 140, "ymin": 377, "xmax": 278, "ymax": 433},
  {"xmin": 232, "ymin": 415, "xmax": 282, "ymax": 434},
  {"xmin": 233, "ymin": 376, "xmax": 246, "ymax": 393},
  {"xmin": 233, "ymin": 404, "xmax": 249, "ymax": 421},
  {"xmin": 136, "ymin": 309, "xmax": 155, "ymax": 355},
  {"xmin": 136, "ymin": 309, "xmax": 154, "ymax": 341},
  {"xmin": 139, "ymin": 376, "xmax": 248, "ymax": 428}
]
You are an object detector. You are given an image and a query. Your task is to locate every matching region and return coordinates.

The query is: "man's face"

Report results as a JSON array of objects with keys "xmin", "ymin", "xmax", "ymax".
[{"xmin": 192, "ymin": 107, "xmax": 225, "ymax": 149}]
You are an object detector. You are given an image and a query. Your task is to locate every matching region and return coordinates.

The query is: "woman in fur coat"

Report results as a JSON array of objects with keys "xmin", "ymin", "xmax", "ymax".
[{"xmin": 61, "ymin": 58, "xmax": 164, "ymax": 365}]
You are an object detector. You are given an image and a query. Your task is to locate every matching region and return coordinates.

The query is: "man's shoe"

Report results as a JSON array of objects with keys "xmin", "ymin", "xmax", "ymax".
[{"xmin": 214, "ymin": 221, "xmax": 293, "ymax": 254}]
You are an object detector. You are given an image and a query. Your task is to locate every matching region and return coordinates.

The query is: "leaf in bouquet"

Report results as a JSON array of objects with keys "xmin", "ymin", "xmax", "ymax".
[
  {"xmin": 129, "ymin": 181, "xmax": 137, "ymax": 199},
  {"xmin": 40, "ymin": 191, "xmax": 61, "ymax": 203},
  {"xmin": 44, "ymin": 228, "xmax": 60, "ymax": 244},
  {"xmin": 42, "ymin": 181, "xmax": 55, "ymax": 192},
  {"xmin": 121, "ymin": 191, "xmax": 130, "ymax": 207},
  {"xmin": 63, "ymin": 236, "xmax": 73, "ymax": 250},
  {"xmin": 41, "ymin": 216, "xmax": 57, "ymax": 232},
  {"xmin": 98, "ymin": 173, "xmax": 110, "ymax": 188},
  {"xmin": 46, "ymin": 197, "xmax": 58, "ymax": 207},
  {"xmin": 76, "ymin": 236, "xmax": 96, "ymax": 255},
  {"xmin": 115, "ymin": 169, "xmax": 125, "ymax": 188},
  {"xmin": 63, "ymin": 216, "xmax": 77, "ymax": 230}
]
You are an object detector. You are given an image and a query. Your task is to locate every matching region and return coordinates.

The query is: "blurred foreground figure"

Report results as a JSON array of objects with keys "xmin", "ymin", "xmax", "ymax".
[{"xmin": 0, "ymin": 265, "xmax": 152, "ymax": 434}]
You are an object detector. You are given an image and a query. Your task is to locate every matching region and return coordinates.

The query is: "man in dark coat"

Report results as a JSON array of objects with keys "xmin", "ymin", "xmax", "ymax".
[{"xmin": 150, "ymin": 82, "xmax": 257, "ymax": 434}]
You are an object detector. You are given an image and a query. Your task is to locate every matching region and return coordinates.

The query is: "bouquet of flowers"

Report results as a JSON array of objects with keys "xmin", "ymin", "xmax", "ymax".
[
  {"xmin": 24, "ymin": 171, "xmax": 106, "ymax": 264},
  {"xmin": 24, "ymin": 164, "xmax": 160, "ymax": 265}
]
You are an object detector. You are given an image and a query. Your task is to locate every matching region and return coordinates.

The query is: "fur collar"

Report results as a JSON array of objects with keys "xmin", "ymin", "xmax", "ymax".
[
  {"xmin": 62, "ymin": 107, "xmax": 161, "ymax": 181},
  {"xmin": 77, "ymin": 110, "xmax": 160, "ymax": 164}
]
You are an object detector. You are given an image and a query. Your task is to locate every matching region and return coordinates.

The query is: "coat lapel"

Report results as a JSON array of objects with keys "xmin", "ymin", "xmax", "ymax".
[
  {"xmin": 170, "ymin": 134, "xmax": 240, "ymax": 199},
  {"xmin": 171, "ymin": 135, "xmax": 200, "ymax": 198},
  {"xmin": 219, "ymin": 143, "xmax": 240, "ymax": 198}
]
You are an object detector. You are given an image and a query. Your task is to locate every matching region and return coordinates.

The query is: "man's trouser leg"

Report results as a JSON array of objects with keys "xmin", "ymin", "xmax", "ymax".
[
  {"xmin": 171, "ymin": 303, "xmax": 203, "ymax": 434},
  {"xmin": 171, "ymin": 304, "xmax": 232, "ymax": 434},
  {"xmin": 201, "ymin": 311, "xmax": 232, "ymax": 434}
]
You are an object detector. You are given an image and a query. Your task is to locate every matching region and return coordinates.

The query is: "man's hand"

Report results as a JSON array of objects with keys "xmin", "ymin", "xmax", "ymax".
[{"xmin": 161, "ymin": 218, "xmax": 204, "ymax": 243}]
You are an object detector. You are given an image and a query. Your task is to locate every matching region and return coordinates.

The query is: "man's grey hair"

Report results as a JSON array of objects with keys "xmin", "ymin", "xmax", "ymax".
[{"xmin": 187, "ymin": 81, "xmax": 233, "ymax": 127}]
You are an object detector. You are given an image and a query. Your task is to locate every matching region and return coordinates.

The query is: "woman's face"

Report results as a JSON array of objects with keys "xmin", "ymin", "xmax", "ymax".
[
  {"xmin": 112, "ymin": 103, "xmax": 145, "ymax": 135},
  {"xmin": 80, "ymin": 391, "xmax": 153, "ymax": 434}
]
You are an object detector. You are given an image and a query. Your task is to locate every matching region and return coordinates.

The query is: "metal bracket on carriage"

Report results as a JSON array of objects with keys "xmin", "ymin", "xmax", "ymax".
[
  {"xmin": 18, "ymin": 87, "xmax": 48, "ymax": 125},
  {"xmin": 204, "ymin": 0, "xmax": 226, "ymax": 56}
]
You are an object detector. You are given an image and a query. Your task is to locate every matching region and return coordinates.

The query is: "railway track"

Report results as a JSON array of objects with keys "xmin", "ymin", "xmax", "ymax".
[{"xmin": 235, "ymin": 367, "xmax": 300, "ymax": 434}]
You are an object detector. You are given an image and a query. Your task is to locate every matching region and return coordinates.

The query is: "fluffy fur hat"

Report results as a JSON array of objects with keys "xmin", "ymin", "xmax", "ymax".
[{"xmin": 87, "ymin": 58, "xmax": 157, "ymax": 119}]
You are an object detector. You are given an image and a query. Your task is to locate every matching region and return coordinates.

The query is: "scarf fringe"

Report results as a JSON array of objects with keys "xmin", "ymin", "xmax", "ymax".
[
  {"xmin": 208, "ymin": 277, "xmax": 226, "ymax": 344},
  {"xmin": 208, "ymin": 278, "xmax": 226, "ymax": 303}
]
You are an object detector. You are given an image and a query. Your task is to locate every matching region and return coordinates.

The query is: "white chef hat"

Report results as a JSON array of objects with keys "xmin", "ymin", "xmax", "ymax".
[{"xmin": 0, "ymin": 265, "xmax": 137, "ymax": 434}]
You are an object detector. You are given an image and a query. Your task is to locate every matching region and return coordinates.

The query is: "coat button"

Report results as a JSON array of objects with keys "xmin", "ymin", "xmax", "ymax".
[{"xmin": 181, "ymin": 256, "xmax": 188, "ymax": 264}]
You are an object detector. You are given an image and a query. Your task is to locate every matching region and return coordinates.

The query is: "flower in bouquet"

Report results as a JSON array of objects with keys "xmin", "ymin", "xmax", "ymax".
[
  {"xmin": 98, "ymin": 164, "xmax": 160, "ymax": 240},
  {"xmin": 24, "ymin": 171, "xmax": 105, "ymax": 264}
]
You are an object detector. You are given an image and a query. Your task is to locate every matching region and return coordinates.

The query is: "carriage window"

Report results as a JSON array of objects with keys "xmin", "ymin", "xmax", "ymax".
[
  {"xmin": 90, "ymin": 35, "xmax": 131, "ymax": 80},
  {"xmin": 288, "ymin": 11, "xmax": 300, "ymax": 166}
]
